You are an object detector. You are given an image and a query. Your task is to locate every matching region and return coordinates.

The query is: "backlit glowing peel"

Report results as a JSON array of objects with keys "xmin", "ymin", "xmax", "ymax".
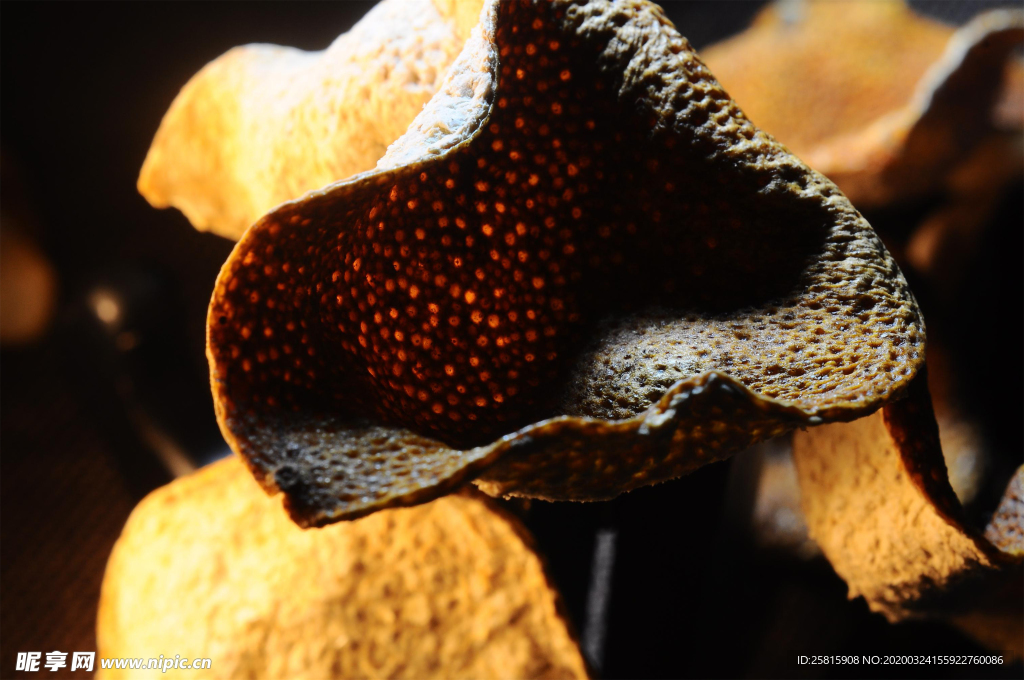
[
  {"xmin": 749, "ymin": 341, "xmax": 994, "ymax": 558},
  {"xmin": 792, "ymin": 372, "xmax": 1023, "ymax": 636},
  {"xmin": 97, "ymin": 457, "xmax": 587, "ymax": 680},
  {"xmin": 138, "ymin": 0, "xmax": 483, "ymax": 240},
  {"xmin": 206, "ymin": 0, "xmax": 925, "ymax": 527}
]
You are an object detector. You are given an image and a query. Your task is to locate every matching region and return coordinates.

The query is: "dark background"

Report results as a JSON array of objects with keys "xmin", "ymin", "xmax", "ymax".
[{"xmin": 1, "ymin": 2, "xmax": 1020, "ymax": 678}]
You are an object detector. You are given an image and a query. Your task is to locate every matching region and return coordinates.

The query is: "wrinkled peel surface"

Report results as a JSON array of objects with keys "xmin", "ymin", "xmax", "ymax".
[
  {"xmin": 702, "ymin": 1, "xmax": 1024, "ymax": 208},
  {"xmin": 750, "ymin": 341, "xmax": 994, "ymax": 559},
  {"xmin": 97, "ymin": 457, "xmax": 587, "ymax": 680},
  {"xmin": 986, "ymin": 467, "xmax": 1024, "ymax": 557},
  {"xmin": 792, "ymin": 371, "xmax": 1022, "ymax": 628},
  {"xmin": 208, "ymin": 0, "xmax": 923, "ymax": 526},
  {"xmin": 138, "ymin": 0, "xmax": 483, "ymax": 240}
]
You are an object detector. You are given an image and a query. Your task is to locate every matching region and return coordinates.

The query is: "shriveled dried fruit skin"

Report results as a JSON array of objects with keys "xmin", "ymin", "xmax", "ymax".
[
  {"xmin": 703, "ymin": 1, "xmax": 951, "ymax": 156},
  {"xmin": 744, "ymin": 341, "xmax": 992, "ymax": 558},
  {"xmin": 208, "ymin": 0, "xmax": 924, "ymax": 525},
  {"xmin": 702, "ymin": 1, "xmax": 1024, "ymax": 208},
  {"xmin": 138, "ymin": 0, "xmax": 483, "ymax": 240},
  {"xmin": 986, "ymin": 467, "xmax": 1024, "ymax": 556},
  {"xmin": 792, "ymin": 372, "xmax": 1022, "ymax": 624},
  {"xmin": 97, "ymin": 457, "xmax": 587, "ymax": 680}
]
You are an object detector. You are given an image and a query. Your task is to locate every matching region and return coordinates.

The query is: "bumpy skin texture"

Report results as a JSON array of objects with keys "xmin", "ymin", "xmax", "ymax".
[
  {"xmin": 138, "ymin": 0, "xmax": 483, "ymax": 240},
  {"xmin": 701, "ymin": 1, "xmax": 1024, "ymax": 209},
  {"xmin": 747, "ymin": 341, "xmax": 993, "ymax": 558},
  {"xmin": 97, "ymin": 457, "xmax": 587, "ymax": 680},
  {"xmin": 207, "ymin": 0, "xmax": 925, "ymax": 526},
  {"xmin": 792, "ymin": 372, "xmax": 1023, "ymax": 629},
  {"xmin": 986, "ymin": 467, "xmax": 1024, "ymax": 557}
]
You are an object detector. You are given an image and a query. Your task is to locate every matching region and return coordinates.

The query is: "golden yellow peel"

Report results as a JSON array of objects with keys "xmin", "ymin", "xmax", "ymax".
[
  {"xmin": 792, "ymin": 371, "xmax": 1022, "ymax": 655},
  {"xmin": 97, "ymin": 457, "xmax": 587, "ymax": 680},
  {"xmin": 702, "ymin": 0, "xmax": 1024, "ymax": 209},
  {"xmin": 138, "ymin": 0, "xmax": 483, "ymax": 240}
]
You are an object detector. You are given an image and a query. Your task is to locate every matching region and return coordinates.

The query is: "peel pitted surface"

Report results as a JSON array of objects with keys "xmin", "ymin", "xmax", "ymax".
[
  {"xmin": 97, "ymin": 457, "xmax": 587, "ymax": 680},
  {"xmin": 792, "ymin": 371, "xmax": 1023, "ymax": 627},
  {"xmin": 985, "ymin": 468, "xmax": 1024, "ymax": 558},
  {"xmin": 208, "ymin": 0, "xmax": 924, "ymax": 526},
  {"xmin": 138, "ymin": 0, "xmax": 483, "ymax": 240},
  {"xmin": 745, "ymin": 341, "xmax": 996, "ymax": 558}
]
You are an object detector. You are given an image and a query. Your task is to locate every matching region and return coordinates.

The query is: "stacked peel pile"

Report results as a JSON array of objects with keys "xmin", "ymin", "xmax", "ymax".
[{"xmin": 101, "ymin": 1, "xmax": 1024, "ymax": 677}]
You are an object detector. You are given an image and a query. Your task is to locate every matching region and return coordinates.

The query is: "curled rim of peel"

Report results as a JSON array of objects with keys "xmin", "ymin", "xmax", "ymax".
[
  {"xmin": 138, "ymin": 0, "xmax": 484, "ymax": 240},
  {"xmin": 806, "ymin": 8, "xmax": 1024, "ymax": 205},
  {"xmin": 701, "ymin": 2, "xmax": 1024, "ymax": 208},
  {"xmin": 792, "ymin": 369, "xmax": 1022, "ymax": 624},
  {"xmin": 98, "ymin": 457, "xmax": 589, "ymax": 680},
  {"xmin": 748, "ymin": 340, "xmax": 998, "ymax": 556},
  {"xmin": 207, "ymin": 0, "xmax": 925, "ymax": 527}
]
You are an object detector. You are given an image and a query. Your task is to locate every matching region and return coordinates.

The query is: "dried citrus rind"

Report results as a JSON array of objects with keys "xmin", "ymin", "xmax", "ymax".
[
  {"xmin": 702, "ymin": 1, "xmax": 1024, "ymax": 209},
  {"xmin": 744, "ymin": 403, "xmax": 988, "ymax": 558},
  {"xmin": 792, "ymin": 370, "xmax": 1022, "ymax": 625},
  {"xmin": 747, "ymin": 341, "xmax": 993, "ymax": 558},
  {"xmin": 138, "ymin": 0, "xmax": 483, "ymax": 240},
  {"xmin": 97, "ymin": 457, "xmax": 587, "ymax": 680},
  {"xmin": 985, "ymin": 466, "xmax": 1024, "ymax": 557},
  {"xmin": 208, "ymin": 0, "xmax": 924, "ymax": 526}
]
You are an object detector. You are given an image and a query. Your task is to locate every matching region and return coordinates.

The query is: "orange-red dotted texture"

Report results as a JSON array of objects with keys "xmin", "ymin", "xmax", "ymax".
[{"xmin": 208, "ymin": 0, "xmax": 925, "ymax": 526}]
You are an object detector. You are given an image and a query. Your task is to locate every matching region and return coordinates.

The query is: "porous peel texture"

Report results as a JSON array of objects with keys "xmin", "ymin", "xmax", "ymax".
[
  {"xmin": 207, "ymin": 0, "xmax": 924, "ymax": 526},
  {"xmin": 701, "ymin": 0, "xmax": 1024, "ymax": 209},
  {"xmin": 747, "ymin": 340, "xmax": 992, "ymax": 558},
  {"xmin": 138, "ymin": 0, "xmax": 484, "ymax": 240},
  {"xmin": 96, "ymin": 457, "xmax": 587, "ymax": 680},
  {"xmin": 792, "ymin": 371, "xmax": 1022, "ymax": 628},
  {"xmin": 986, "ymin": 467, "xmax": 1024, "ymax": 557}
]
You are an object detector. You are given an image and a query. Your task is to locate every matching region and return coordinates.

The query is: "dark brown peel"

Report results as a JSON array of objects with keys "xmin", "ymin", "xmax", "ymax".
[{"xmin": 208, "ymin": 0, "xmax": 924, "ymax": 526}]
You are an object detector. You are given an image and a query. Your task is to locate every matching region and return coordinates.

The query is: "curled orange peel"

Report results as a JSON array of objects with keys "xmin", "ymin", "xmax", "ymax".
[
  {"xmin": 97, "ymin": 457, "xmax": 588, "ymax": 680},
  {"xmin": 701, "ymin": 0, "xmax": 1024, "ymax": 210},
  {"xmin": 206, "ymin": 0, "xmax": 924, "ymax": 527},
  {"xmin": 792, "ymin": 370, "xmax": 1022, "ymax": 631},
  {"xmin": 138, "ymin": 0, "xmax": 483, "ymax": 240},
  {"xmin": 750, "ymin": 341, "xmax": 994, "ymax": 559}
]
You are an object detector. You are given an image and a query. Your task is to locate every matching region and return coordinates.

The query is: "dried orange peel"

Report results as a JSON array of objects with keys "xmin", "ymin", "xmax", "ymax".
[
  {"xmin": 986, "ymin": 467, "xmax": 1024, "ymax": 556},
  {"xmin": 206, "ymin": 0, "xmax": 924, "ymax": 527},
  {"xmin": 138, "ymin": 0, "xmax": 483, "ymax": 240},
  {"xmin": 750, "ymin": 340, "xmax": 994, "ymax": 558},
  {"xmin": 97, "ymin": 456, "xmax": 587, "ymax": 680},
  {"xmin": 792, "ymin": 371, "xmax": 1022, "ymax": 629},
  {"xmin": 701, "ymin": 0, "xmax": 1024, "ymax": 210}
]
